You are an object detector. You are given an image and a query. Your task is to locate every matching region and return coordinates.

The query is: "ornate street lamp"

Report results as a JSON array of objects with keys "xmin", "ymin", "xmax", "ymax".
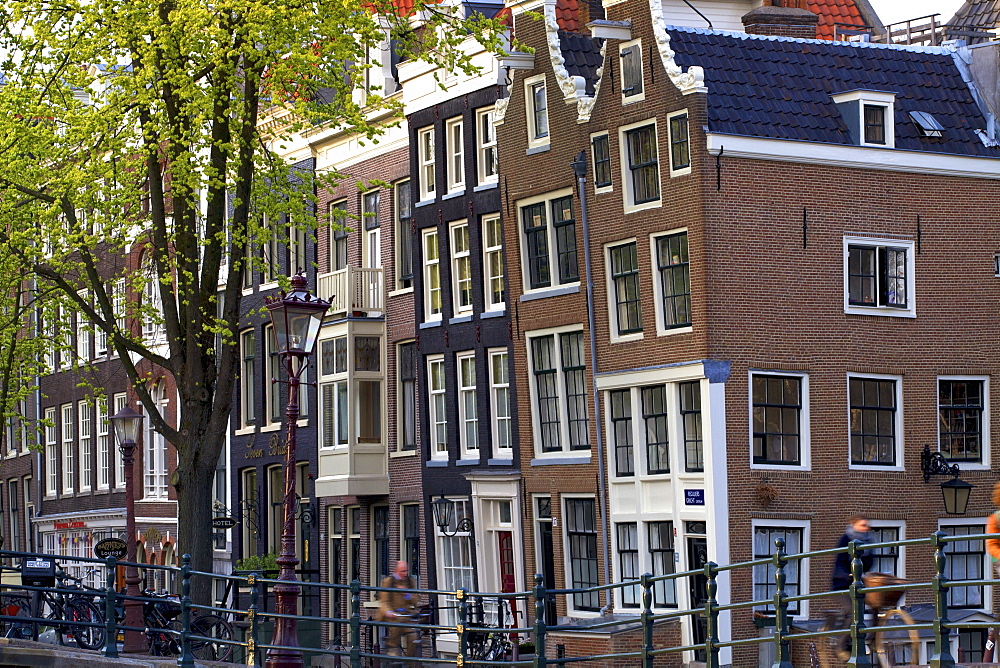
[
  {"xmin": 110, "ymin": 404, "xmax": 144, "ymax": 653},
  {"xmin": 921, "ymin": 444, "xmax": 974, "ymax": 515},
  {"xmin": 264, "ymin": 274, "xmax": 330, "ymax": 668}
]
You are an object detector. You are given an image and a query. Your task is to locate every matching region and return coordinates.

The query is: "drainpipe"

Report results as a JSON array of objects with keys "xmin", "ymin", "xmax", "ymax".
[{"xmin": 571, "ymin": 151, "xmax": 612, "ymax": 615}]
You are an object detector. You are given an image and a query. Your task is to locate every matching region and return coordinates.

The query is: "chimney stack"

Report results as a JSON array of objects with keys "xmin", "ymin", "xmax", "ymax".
[{"xmin": 742, "ymin": 0, "xmax": 819, "ymax": 40}]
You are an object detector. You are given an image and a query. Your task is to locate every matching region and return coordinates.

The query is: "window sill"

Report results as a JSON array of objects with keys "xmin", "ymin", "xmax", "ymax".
[
  {"xmin": 657, "ymin": 325, "xmax": 693, "ymax": 337},
  {"xmin": 750, "ymin": 462, "xmax": 811, "ymax": 472},
  {"xmin": 456, "ymin": 458, "xmax": 480, "ymax": 466},
  {"xmin": 520, "ymin": 284, "xmax": 580, "ymax": 302},
  {"xmin": 526, "ymin": 144, "xmax": 550, "ymax": 155},
  {"xmin": 95, "ymin": 488, "xmax": 110, "ymax": 495},
  {"xmin": 481, "ymin": 309, "xmax": 506, "ymax": 319},
  {"xmin": 419, "ymin": 320, "xmax": 442, "ymax": 329},
  {"xmin": 390, "ymin": 450, "xmax": 419, "ymax": 458},
  {"xmin": 531, "ymin": 455, "xmax": 591, "ymax": 466},
  {"xmin": 488, "ymin": 458, "xmax": 514, "ymax": 466},
  {"xmin": 623, "ymin": 199, "xmax": 662, "ymax": 215},
  {"xmin": 388, "ymin": 287, "xmax": 414, "ymax": 297},
  {"xmin": 474, "ymin": 182, "xmax": 499, "ymax": 192},
  {"xmin": 443, "ymin": 189, "xmax": 466, "ymax": 200},
  {"xmin": 234, "ymin": 426, "xmax": 257, "ymax": 436},
  {"xmin": 622, "ymin": 93, "xmax": 646, "ymax": 105},
  {"xmin": 844, "ymin": 306, "xmax": 916, "ymax": 319},
  {"xmin": 952, "ymin": 462, "xmax": 991, "ymax": 472},
  {"xmin": 416, "ymin": 197, "xmax": 436, "ymax": 208},
  {"xmin": 670, "ymin": 167, "xmax": 692, "ymax": 178},
  {"xmin": 426, "ymin": 459, "xmax": 449, "ymax": 468},
  {"xmin": 848, "ymin": 464, "xmax": 905, "ymax": 473},
  {"xmin": 611, "ymin": 332, "xmax": 644, "ymax": 344},
  {"xmin": 594, "ymin": 186, "xmax": 614, "ymax": 195},
  {"xmin": 260, "ymin": 424, "xmax": 281, "ymax": 433},
  {"xmin": 260, "ymin": 281, "xmax": 279, "ymax": 291},
  {"xmin": 449, "ymin": 314, "xmax": 473, "ymax": 324}
]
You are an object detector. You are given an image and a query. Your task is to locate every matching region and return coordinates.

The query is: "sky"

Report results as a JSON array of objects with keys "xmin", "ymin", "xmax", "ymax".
[{"xmin": 868, "ymin": 0, "xmax": 965, "ymax": 26}]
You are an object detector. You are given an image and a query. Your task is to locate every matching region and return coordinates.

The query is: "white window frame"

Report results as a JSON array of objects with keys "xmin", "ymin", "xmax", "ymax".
[
  {"xmin": 488, "ymin": 348, "xmax": 513, "ymax": 460},
  {"xmin": 457, "ymin": 351, "xmax": 478, "ymax": 460},
  {"xmin": 649, "ymin": 229, "xmax": 693, "ymax": 337},
  {"xmin": 610, "ymin": 517, "xmax": 678, "ymax": 612},
  {"xmin": 590, "ymin": 131, "xmax": 613, "ymax": 194},
  {"xmin": 422, "ymin": 228, "xmax": 442, "ymax": 322},
  {"xmin": 97, "ymin": 397, "xmax": 110, "ymax": 491},
  {"xmin": 397, "ymin": 340, "xmax": 417, "ymax": 452},
  {"xmin": 482, "ymin": 214, "xmax": 505, "ymax": 312},
  {"xmin": 842, "ymin": 236, "xmax": 916, "ymax": 318},
  {"xmin": 61, "ymin": 403, "xmax": 74, "ymax": 494},
  {"xmin": 394, "ymin": 181, "xmax": 414, "ymax": 290},
  {"xmin": 113, "ymin": 393, "xmax": 126, "ymax": 489},
  {"xmin": 666, "ymin": 109, "xmax": 691, "ymax": 177},
  {"xmin": 264, "ymin": 324, "xmax": 281, "ymax": 427},
  {"xmin": 445, "ymin": 117, "xmax": 465, "ymax": 193},
  {"xmin": 240, "ymin": 329, "xmax": 256, "ymax": 429},
  {"xmin": 450, "ymin": 220, "xmax": 473, "ymax": 316},
  {"xmin": 362, "ymin": 189, "xmax": 381, "ymax": 270},
  {"xmin": 526, "ymin": 325, "xmax": 589, "ymax": 458},
  {"xmin": 476, "ymin": 107, "xmax": 498, "ymax": 186},
  {"xmin": 751, "ymin": 518, "xmax": 811, "ymax": 620},
  {"xmin": 846, "ymin": 372, "xmax": 904, "ymax": 472},
  {"xmin": 45, "ymin": 406, "xmax": 57, "ymax": 496},
  {"xmin": 328, "ymin": 199, "xmax": 349, "ymax": 273},
  {"xmin": 524, "ymin": 74, "xmax": 550, "ymax": 151},
  {"xmin": 618, "ymin": 118, "xmax": 661, "ymax": 214},
  {"xmin": 76, "ymin": 290, "xmax": 91, "ymax": 361},
  {"xmin": 562, "ymin": 494, "xmax": 601, "ymax": 617},
  {"xmin": 516, "ymin": 188, "xmax": 579, "ymax": 297},
  {"xmin": 113, "ymin": 278, "xmax": 126, "ymax": 356},
  {"xmin": 603, "ymin": 381, "xmax": 689, "ymax": 480},
  {"xmin": 748, "ymin": 370, "xmax": 811, "ymax": 472},
  {"xmin": 435, "ymin": 498, "xmax": 474, "ymax": 627},
  {"xmin": 418, "ymin": 126, "xmax": 436, "ymax": 202},
  {"xmin": 144, "ymin": 386, "xmax": 169, "ymax": 500},
  {"xmin": 604, "ymin": 238, "xmax": 644, "ymax": 343},
  {"xmin": 832, "ymin": 90, "xmax": 896, "ymax": 148},
  {"xmin": 428, "ymin": 354, "xmax": 448, "ymax": 460},
  {"xmin": 868, "ymin": 519, "xmax": 906, "ymax": 579},
  {"xmin": 78, "ymin": 400, "xmax": 92, "ymax": 492},
  {"xmin": 319, "ymin": 335, "xmax": 349, "ymax": 449},
  {"xmin": 619, "ymin": 39, "xmax": 645, "ymax": 104},
  {"xmin": 261, "ymin": 212, "xmax": 280, "ymax": 286},
  {"xmin": 936, "ymin": 375, "xmax": 990, "ymax": 470},
  {"xmin": 938, "ymin": 517, "xmax": 992, "ymax": 613}
]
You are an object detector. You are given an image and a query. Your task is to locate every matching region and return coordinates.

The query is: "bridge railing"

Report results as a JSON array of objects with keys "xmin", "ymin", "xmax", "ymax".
[{"xmin": 1, "ymin": 530, "xmax": 995, "ymax": 666}]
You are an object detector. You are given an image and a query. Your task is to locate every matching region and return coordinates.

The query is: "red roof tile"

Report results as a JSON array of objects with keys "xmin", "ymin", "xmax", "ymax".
[
  {"xmin": 809, "ymin": 0, "xmax": 866, "ymax": 40},
  {"xmin": 555, "ymin": 0, "xmax": 580, "ymax": 32}
]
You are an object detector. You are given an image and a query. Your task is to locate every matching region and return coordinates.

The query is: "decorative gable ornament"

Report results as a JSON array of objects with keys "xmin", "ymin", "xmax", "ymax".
[{"xmin": 648, "ymin": 0, "xmax": 706, "ymax": 95}]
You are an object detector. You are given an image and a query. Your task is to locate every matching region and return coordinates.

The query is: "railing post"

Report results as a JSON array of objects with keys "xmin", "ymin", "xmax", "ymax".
[
  {"xmin": 533, "ymin": 574, "xmax": 548, "ymax": 668},
  {"xmin": 350, "ymin": 579, "xmax": 362, "ymax": 668},
  {"xmin": 178, "ymin": 554, "xmax": 195, "ymax": 667},
  {"xmin": 848, "ymin": 540, "xmax": 872, "ymax": 667},
  {"xmin": 247, "ymin": 574, "xmax": 260, "ymax": 667},
  {"xmin": 103, "ymin": 556, "xmax": 119, "ymax": 659},
  {"xmin": 930, "ymin": 531, "xmax": 956, "ymax": 668},
  {"xmin": 640, "ymin": 573, "xmax": 654, "ymax": 668},
  {"xmin": 457, "ymin": 589, "xmax": 468, "ymax": 666},
  {"xmin": 771, "ymin": 538, "xmax": 793, "ymax": 668},
  {"xmin": 704, "ymin": 562, "xmax": 720, "ymax": 668}
]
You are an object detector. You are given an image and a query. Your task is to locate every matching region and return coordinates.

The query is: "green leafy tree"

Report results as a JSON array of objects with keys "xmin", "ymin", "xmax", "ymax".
[{"xmin": 0, "ymin": 0, "xmax": 505, "ymax": 598}]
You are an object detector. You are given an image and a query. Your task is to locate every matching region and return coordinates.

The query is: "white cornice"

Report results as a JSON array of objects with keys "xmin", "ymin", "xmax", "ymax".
[{"xmin": 705, "ymin": 133, "xmax": 1000, "ymax": 180}]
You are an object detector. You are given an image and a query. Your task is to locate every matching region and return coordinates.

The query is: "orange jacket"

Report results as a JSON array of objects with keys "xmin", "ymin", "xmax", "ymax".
[{"xmin": 987, "ymin": 512, "xmax": 1000, "ymax": 561}]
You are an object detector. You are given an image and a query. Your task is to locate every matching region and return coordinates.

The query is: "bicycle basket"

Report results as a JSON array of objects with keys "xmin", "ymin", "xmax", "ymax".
[
  {"xmin": 155, "ymin": 598, "xmax": 182, "ymax": 620},
  {"xmin": 863, "ymin": 573, "xmax": 909, "ymax": 609}
]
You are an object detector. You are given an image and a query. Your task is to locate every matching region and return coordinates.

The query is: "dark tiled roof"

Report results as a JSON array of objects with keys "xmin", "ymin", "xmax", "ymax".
[
  {"xmin": 667, "ymin": 27, "xmax": 1000, "ymax": 157},
  {"xmin": 559, "ymin": 31, "xmax": 603, "ymax": 96},
  {"xmin": 947, "ymin": 0, "xmax": 1000, "ymax": 43}
]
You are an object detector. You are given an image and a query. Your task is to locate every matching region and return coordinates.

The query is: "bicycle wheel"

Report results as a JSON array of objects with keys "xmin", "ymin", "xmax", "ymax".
[
  {"xmin": 190, "ymin": 613, "xmax": 234, "ymax": 662},
  {"xmin": 66, "ymin": 599, "xmax": 107, "ymax": 650},
  {"xmin": 0, "ymin": 594, "xmax": 33, "ymax": 639},
  {"xmin": 872, "ymin": 608, "xmax": 919, "ymax": 668}
]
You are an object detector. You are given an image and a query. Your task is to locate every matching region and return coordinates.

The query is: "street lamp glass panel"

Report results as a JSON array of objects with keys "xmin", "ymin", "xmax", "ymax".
[
  {"xmin": 432, "ymin": 496, "xmax": 453, "ymax": 531},
  {"xmin": 110, "ymin": 405, "xmax": 144, "ymax": 445},
  {"xmin": 941, "ymin": 477, "xmax": 973, "ymax": 515}
]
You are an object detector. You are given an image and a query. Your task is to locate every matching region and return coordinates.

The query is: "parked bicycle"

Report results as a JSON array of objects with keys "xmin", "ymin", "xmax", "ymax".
[
  {"xmin": 0, "ymin": 567, "xmax": 105, "ymax": 650},
  {"xmin": 139, "ymin": 588, "xmax": 234, "ymax": 661}
]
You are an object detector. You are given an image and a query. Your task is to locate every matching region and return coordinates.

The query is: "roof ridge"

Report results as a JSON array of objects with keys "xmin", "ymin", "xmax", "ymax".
[{"xmin": 663, "ymin": 23, "xmax": 954, "ymax": 56}]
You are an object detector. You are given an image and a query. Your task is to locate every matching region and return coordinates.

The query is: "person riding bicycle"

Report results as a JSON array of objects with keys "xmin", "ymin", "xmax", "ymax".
[
  {"xmin": 377, "ymin": 561, "xmax": 419, "ymax": 658},
  {"xmin": 986, "ymin": 482, "xmax": 1000, "ymax": 575},
  {"xmin": 829, "ymin": 515, "xmax": 875, "ymax": 658}
]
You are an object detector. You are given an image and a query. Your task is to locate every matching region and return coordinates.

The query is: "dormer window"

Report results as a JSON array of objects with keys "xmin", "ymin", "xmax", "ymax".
[{"xmin": 831, "ymin": 90, "xmax": 896, "ymax": 149}]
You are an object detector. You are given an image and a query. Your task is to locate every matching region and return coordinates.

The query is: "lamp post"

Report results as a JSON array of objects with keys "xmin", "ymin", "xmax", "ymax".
[
  {"xmin": 920, "ymin": 444, "xmax": 974, "ymax": 515},
  {"xmin": 264, "ymin": 273, "xmax": 330, "ymax": 668},
  {"xmin": 109, "ymin": 404, "xmax": 144, "ymax": 653}
]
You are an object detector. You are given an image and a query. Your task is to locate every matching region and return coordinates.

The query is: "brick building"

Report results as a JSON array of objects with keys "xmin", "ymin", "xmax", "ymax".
[{"xmin": 497, "ymin": 0, "xmax": 1000, "ymax": 664}]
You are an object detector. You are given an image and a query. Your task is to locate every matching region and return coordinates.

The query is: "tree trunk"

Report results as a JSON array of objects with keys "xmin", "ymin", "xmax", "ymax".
[{"xmin": 174, "ymin": 440, "xmax": 222, "ymax": 605}]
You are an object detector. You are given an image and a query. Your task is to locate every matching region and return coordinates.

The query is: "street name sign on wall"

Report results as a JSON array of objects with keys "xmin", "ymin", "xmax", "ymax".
[
  {"xmin": 684, "ymin": 489, "xmax": 705, "ymax": 506},
  {"xmin": 93, "ymin": 538, "xmax": 128, "ymax": 560}
]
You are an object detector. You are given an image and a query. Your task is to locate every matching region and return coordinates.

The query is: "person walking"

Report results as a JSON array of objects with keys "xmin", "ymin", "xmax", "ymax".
[
  {"xmin": 378, "ymin": 561, "xmax": 419, "ymax": 659},
  {"xmin": 829, "ymin": 515, "xmax": 874, "ymax": 658}
]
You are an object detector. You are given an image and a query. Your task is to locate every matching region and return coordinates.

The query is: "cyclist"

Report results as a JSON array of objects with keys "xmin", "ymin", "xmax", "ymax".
[
  {"xmin": 377, "ymin": 561, "xmax": 419, "ymax": 658},
  {"xmin": 828, "ymin": 514, "xmax": 874, "ymax": 659}
]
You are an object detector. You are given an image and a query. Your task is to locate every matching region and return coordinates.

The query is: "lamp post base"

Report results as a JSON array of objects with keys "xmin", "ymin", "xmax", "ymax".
[
  {"xmin": 122, "ymin": 569, "xmax": 145, "ymax": 653},
  {"xmin": 265, "ymin": 581, "xmax": 304, "ymax": 668}
]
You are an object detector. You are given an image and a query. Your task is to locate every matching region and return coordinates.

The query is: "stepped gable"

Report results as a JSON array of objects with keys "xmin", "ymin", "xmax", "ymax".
[
  {"xmin": 666, "ymin": 26, "xmax": 1000, "ymax": 157},
  {"xmin": 559, "ymin": 30, "xmax": 603, "ymax": 96}
]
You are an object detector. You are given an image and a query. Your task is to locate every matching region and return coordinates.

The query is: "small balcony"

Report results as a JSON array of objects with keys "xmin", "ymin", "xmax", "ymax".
[{"xmin": 316, "ymin": 266, "xmax": 384, "ymax": 315}]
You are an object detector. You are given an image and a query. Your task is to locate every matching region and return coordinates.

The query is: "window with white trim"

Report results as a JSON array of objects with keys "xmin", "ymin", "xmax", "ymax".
[
  {"xmin": 752, "ymin": 373, "xmax": 806, "ymax": 467},
  {"xmin": 457, "ymin": 352, "xmax": 478, "ymax": 459},
  {"xmin": 753, "ymin": 524, "xmax": 805, "ymax": 614},
  {"xmin": 668, "ymin": 111, "xmax": 690, "ymax": 175},
  {"xmin": 319, "ymin": 336, "xmax": 349, "ymax": 448},
  {"xmin": 113, "ymin": 278, "xmax": 126, "ymax": 353},
  {"xmin": 61, "ymin": 403, "xmax": 74, "ymax": 493},
  {"xmin": 328, "ymin": 200, "xmax": 348, "ymax": 272},
  {"xmin": 489, "ymin": 349, "xmax": 512, "ymax": 459},
  {"xmin": 450, "ymin": 221, "xmax": 472, "ymax": 315},
  {"xmin": 113, "ymin": 393, "xmax": 126, "ymax": 488},
  {"xmin": 240, "ymin": 330, "xmax": 256, "ymax": 428},
  {"xmin": 95, "ymin": 288, "xmax": 109, "ymax": 356},
  {"xmin": 616, "ymin": 522, "xmax": 640, "ymax": 608},
  {"xmin": 395, "ymin": 181, "xmax": 413, "ymax": 288},
  {"xmin": 446, "ymin": 117, "xmax": 464, "ymax": 192},
  {"xmin": 428, "ymin": 355, "xmax": 447, "ymax": 460},
  {"xmin": 418, "ymin": 126, "xmax": 435, "ymax": 201},
  {"xmin": 144, "ymin": 386, "xmax": 169, "ymax": 500},
  {"xmin": 849, "ymin": 375, "xmax": 901, "ymax": 467},
  {"xmin": 520, "ymin": 192, "xmax": 579, "ymax": 292},
  {"xmin": 354, "ymin": 336, "xmax": 382, "ymax": 445},
  {"xmin": 476, "ymin": 107, "xmax": 498, "ymax": 185},
  {"xmin": 832, "ymin": 90, "xmax": 896, "ymax": 148},
  {"xmin": 436, "ymin": 499, "xmax": 474, "ymax": 626},
  {"xmin": 529, "ymin": 328, "xmax": 589, "ymax": 454},
  {"xmin": 262, "ymin": 213, "xmax": 279, "ymax": 284},
  {"xmin": 398, "ymin": 341, "xmax": 417, "ymax": 451},
  {"xmin": 78, "ymin": 400, "xmax": 91, "ymax": 492},
  {"xmin": 483, "ymin": 215, "xmax": 505, "ymax": 312},
  {"xmin": 843, "ymin": 236, "xmax": 915, "ymax": 317},
  {"xmin": 76, "ymin": 291, "xmax": 91, "ymax": 360},
  {"xmin": 940, "ymin": 523, "xmax": 986, "ymax": 609},
  {"xmin": 607, "ymin": 241, "xmax": 642, "ymax": 337},
  {"xmin": 938, "ymin": 378, "xmax": 986, "ymax": 464},
  {"xmin": 289, "ymin": 217, "xmax": 307, "ymax": 275},
  {"xmin": 142, "ymin": 262, "xmax": 163, "ymax": 341},
  {"xmin": 45, "ymin": 406, "xmax": 57, "ymax": 495},
  {"xmin": 653, "ymin": 231, "xmax": 691, "ymax": 331},
  {"xmin": 97, "ymin": 397, "xmax": 110, "ymax": 490},
  {"xmin": 265, "ymin": 324, "xmax": 281, "ymax": 425},
  {"xmin": 362, "ymin": 190, "xmax": 381, "ymax": 270},
  {"xmin": 565, "ymin": 497, "xmax": 599, "ymax": 611},
  {"xmin": 591, "ymin": 133, "xmax": 612, "ymax": 191},
  {"xmin": 868, "ymin": 525, "xmax": 901, "ymax": 577},
  {"xmin": 621, "ymin": 122, "xmax": 660, "ymax": 209},
  {"xmin": 620, "ymin": 40, "xmax": 643, "ymax": 101},
  {"xmin": 679, "ymin": 381, "xmax": 703, "ymax": 472},
  {"xmin": 422, "ymin": 228, "xmax": 442, "ymax": 321},
  {"xmin": 525, "ymin": 75, "xmax": 549, "ymax": 149}
]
